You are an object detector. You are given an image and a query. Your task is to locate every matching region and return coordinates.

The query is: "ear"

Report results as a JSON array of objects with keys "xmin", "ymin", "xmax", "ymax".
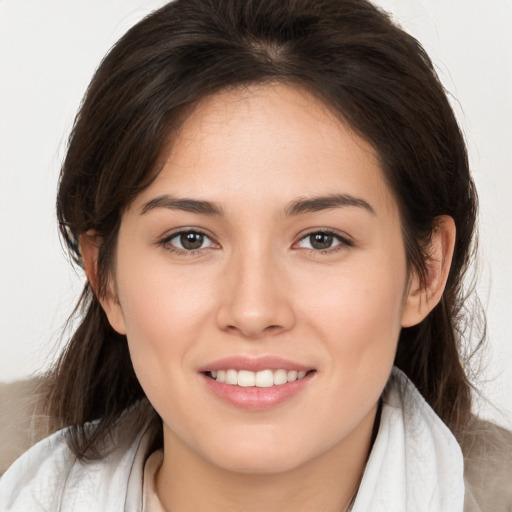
[
  {"xmin": 79, "ymin": 231, "xmax": 127, "ymax": 335},
  {"xmin": 401, "ymin": 216, "xmax": 456, "ymax": 328}
]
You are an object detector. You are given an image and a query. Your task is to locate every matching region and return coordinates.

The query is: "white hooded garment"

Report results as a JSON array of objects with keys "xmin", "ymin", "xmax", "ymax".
[{"xmin": 0, "ymin": 368, "xmax": 465, "ymax": 511}]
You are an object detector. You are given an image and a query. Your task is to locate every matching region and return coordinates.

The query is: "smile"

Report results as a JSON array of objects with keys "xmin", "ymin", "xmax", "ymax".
[
  {"xmin": 200, "ymin": 356, "xmax": 316, "ymax": 410},
  {"xmin": 208, "ymin": 369, "xmax": 309, "ymax": 387}
]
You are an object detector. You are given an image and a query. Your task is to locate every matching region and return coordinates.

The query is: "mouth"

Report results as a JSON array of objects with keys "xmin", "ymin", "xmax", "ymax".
[
  {"xmin": 204, "ymin": 368, "xmax": 313, "ymax": 388},
  {"xmin": 200, "ymin": 357, "xmax": 316, "ymax": 410}
]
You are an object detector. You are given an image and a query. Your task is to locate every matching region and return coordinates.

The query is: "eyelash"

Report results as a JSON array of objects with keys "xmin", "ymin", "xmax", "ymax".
[
  {"xmin": 157, "ymin": 228, "xmax": 353, "ymax": 256},
  {"xmin": 158, "ymin": 229, "xmax": 218, "ymax": 256},
  {"xmin": 295, "ymin": 229, "xmax": 353, "ymax": 255}
]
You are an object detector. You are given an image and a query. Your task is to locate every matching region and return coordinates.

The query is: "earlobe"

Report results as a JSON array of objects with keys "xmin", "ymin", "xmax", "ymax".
[
  {"xmin": 401, "ymin": 216, "xmax": 456, "ymax": 327},
  {"xmin": 79, "ymin": 231, "xmax": 127, "ymax": 335}
]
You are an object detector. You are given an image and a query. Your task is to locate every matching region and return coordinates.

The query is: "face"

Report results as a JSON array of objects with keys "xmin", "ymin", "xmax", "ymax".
[{"xmin": 103, "ymin": 84, "xmax": 415, "ymax": 474}]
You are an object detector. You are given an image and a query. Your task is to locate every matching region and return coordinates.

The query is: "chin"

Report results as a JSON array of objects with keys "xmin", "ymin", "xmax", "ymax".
[
  {"xmin": 201, "ymin": 438, "xmax": 315, "ymax": 475},
  {"xmin": 215, "ymin": 454, "xmax": 306, "ymax": 475}
]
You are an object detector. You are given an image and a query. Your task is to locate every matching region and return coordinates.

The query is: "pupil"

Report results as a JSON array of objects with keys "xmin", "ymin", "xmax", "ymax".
[
  {"xmin": 311, "ymin": 233, "xmax": 333, "ymax": 250},
  {"xmin": 181, "ymin": 232, "xmax": 204, "ymax": 250}
]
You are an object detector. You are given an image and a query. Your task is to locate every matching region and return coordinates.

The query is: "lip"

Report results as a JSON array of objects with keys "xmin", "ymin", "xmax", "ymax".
[
  {"xmin": 199, "ymin": 356, "xmax": 316, "ymax": 410},
  {"xmin": 198, "ymin": 355, "xmax": 312, "ymax": 373}
]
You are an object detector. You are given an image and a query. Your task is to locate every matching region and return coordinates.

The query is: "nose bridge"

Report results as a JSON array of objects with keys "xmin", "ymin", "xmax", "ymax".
[{"xmin": 216, "ymin": 242, "xmax": 294, "ymax": 337}]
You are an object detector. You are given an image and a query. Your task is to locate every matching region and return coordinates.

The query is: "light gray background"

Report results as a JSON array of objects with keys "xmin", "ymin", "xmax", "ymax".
[{"xmin": 1, "ymin": 0, "xmax": 511, "ymax": 428}]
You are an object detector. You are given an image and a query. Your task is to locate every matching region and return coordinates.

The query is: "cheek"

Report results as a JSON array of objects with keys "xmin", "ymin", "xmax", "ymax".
[
  {"xmin": 114, "ymin": 264, "xmax": 208, "ymax": 424},
  {"xmin": 306, "ymin": 263, "xmax": 405, "ymax": 338},
  {"xmin": 113, "ymin": 254, "xmax": 192, "ymax": 372},
  {"xmin": 116, "ymin": 248, "xmax": 212, "ymax": 338},
  {"xmin": 298, "ymin": 246, "xmax": 408, "ymax": 380},
  {"xmin": 297, "ymin": 256, "xmax": 406, "ymax": 429}
]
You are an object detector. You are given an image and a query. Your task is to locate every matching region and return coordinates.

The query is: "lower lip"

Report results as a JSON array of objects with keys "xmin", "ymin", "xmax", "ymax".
[{"xmin": 201, "ymin": 372, "xmax": 315, "ymax": 410}]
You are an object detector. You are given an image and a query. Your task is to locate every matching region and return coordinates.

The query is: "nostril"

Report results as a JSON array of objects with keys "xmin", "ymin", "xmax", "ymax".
[{"xmin": 216, "ymin": 299, "xmax": 296, "ymax": 338}]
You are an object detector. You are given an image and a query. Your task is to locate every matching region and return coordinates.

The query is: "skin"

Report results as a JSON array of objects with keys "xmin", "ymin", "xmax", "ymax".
[{"xmin": 82, "ymin": 83, "xmax": 455, "ymax": 511}]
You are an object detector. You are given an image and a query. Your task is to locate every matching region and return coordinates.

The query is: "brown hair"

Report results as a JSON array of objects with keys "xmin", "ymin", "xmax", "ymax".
[{"xmin": 50, "ymin": 0, "xmax": 480, "ymax": 458}]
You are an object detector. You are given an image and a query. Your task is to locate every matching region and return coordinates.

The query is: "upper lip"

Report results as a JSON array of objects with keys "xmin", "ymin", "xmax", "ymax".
[{"xmin": 198, "ymin": 355, "xmax": 313, "ymax": 373}]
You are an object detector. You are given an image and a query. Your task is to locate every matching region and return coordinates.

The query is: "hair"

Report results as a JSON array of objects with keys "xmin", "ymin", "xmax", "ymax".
[{"xmin": 48, "ymin": 0, "xmax": 480, "ymax": 458}]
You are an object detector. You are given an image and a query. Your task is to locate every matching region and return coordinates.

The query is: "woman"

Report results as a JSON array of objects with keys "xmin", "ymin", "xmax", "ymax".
[{"xmin": 0, "ymin": 0, "xmax": 510, "ymax": 510}]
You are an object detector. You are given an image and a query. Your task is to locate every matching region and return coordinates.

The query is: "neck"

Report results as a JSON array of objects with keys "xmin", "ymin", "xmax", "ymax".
[{"xmin": 155, "ymin": 404, "xmax": 378, "ymax": 512}]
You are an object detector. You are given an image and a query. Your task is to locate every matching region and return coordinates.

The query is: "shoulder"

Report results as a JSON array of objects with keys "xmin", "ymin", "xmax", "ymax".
[
  {"xmin": 460, "ymin": 417, "xmax": 512, "ymax": 512},
  {"xmin": 0, "ymin": 427, "xmax": 80, "ymax": 510},
  {"xmin": 0, "ymin": 403, "xmax": 157, "ymax": 512},
  {"xmin": 379, "ymin": 369, "xmax": 512, "ymax": 512},
  {"xmin": 352, "ymin": 368, "xmax": 466, "ymax": 511},
  {"xmin": 0, "ymin": 378, "xmax": 48, "ymax": 474},
  {"xmin": 386, "ymin": 370, "xmax": 512, "ymax": 512}
]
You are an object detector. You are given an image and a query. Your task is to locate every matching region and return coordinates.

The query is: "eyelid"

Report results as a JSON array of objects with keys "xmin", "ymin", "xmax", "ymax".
[
  {"xmin": 293, "ymin": 228, "xmax": 353, "ymax": 251},
  {"xmin": 158, "ymin": 227, "xmax": 220, "ymax": 253}
]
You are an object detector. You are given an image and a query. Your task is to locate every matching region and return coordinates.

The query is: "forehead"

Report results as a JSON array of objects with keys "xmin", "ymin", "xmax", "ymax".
[{"xmin": 134, "ymin": 83, "xmax": 396, "ymax": 217}]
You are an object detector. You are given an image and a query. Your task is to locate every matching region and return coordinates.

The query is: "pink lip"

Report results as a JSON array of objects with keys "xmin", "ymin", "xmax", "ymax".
[
  {"xmin": 198, "ymin": 355, "xmax": 312, "ymax": 373},
  {"xmin": 202, "ymin": 373, "xmax": 315, "ymax": 410},
  {"xmin": 198, "ymin": 356, "xmax": 316, "ymax": 411}
]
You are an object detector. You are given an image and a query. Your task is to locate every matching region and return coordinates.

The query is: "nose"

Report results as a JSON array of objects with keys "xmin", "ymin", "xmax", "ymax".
[{"xmin": 216, "ymin": 250, "xmax": 296, "ymax": 339}]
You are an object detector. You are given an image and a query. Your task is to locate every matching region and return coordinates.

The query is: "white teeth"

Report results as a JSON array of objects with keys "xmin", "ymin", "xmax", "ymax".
[
  {"xmin": 287, "ymin": 370, "xmax": 297, "ymax": 382},
  {"xmin": 255, "ymin": 369, "xmax": 274, "ymax": 388},
  {"xmin": 210, "ymin": 368, "xmax": 310, "ymax": 387},
  {"xmin": 226, "ymin": 369, "xmax": 238, "ymax": 385},
  {"xmin": 273, "ymin": 369, "xmax": 287, "ymax": 385},
  {"xmin": 238, "ymin": 370, "xmax": 255, "ymax": 387}
]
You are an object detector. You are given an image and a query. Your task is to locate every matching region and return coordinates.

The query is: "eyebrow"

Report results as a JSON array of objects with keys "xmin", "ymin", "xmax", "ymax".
[
  {"xmin": 140, "ymin": 192, "xmax": 375, "ymax": 217},
  {"xmin": 140, "ymin": 195, "xmax": 224, "ymax": 216},
  {"xmin": 283, "ymin": 194, "xmax": 375, "ymax": 216}
]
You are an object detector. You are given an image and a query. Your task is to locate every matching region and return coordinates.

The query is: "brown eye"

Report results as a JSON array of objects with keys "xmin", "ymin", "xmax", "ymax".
[
  {"xmin": 163, "ymin": 230, "xmax": 215, "ymax": 252},
  {"xmin": 180, "ymin": 231, "xmax": 205, "ymax": 250},
  {"xmin": 309, "ymin": 233, "xmax": 334, "ymax": 250},
  {"xmin": 296, "ymin": 230, "xmax": 351, "ymax": 252}
]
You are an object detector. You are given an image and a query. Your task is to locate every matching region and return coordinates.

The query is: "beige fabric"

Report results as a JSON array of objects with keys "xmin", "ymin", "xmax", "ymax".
[
  {"xmin": 461, "ymin": 418, "xmax": 512, "ymax": 512},
  {"xmin": 0, "ymin": 378, "xmax": 48, "ymax": 475}
]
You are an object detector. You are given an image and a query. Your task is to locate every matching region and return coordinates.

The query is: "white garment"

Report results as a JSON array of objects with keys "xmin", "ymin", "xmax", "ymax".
[
  {"xmin": 0, "ymin": 368, "xmax": 465, "ymax": 511},
  {"xmin": 352, "ymin": 369, "xmax": 464, "ymax": 511},
  {"xmin": 142, "ymin": 450, "xmax": 164, "ymax": 512}
]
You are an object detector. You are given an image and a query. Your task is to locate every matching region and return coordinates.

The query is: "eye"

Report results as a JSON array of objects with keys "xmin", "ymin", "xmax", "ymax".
[
  {"xmin": 296, "ymin": 231, "xmax": 352, "ymax": 251},
  {"xmin": 162, "ymin": 230, "xmax": 216, "ymax": 252}
]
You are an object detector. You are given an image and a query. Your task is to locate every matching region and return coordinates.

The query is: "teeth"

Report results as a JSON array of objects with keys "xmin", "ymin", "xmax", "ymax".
[
  {"xmin": 226, "ymin": 369, "xmax": 238, "ymax": 385},
  {"xmin": 238, "ymin": 370, "xmax": 255, "ymax": 387},
  {"xmin": 255, "ymin": 369, "xmax": 273, "ymax": 388},
  {"xmin": 273, "ymin": 369, "xmax": 287, "ymax": 385},
  {"xmin": 210, "ymin": 369, "xmax": 309, "ymax": 387},
  {"xmin": 287, "ymin": 370, "xmax": 297, "ymax": 382}
]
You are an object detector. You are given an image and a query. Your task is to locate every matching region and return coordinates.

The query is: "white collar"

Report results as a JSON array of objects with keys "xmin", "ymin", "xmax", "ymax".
[{"xmin": 351, "ymin": 367, "xmax": 465, "ymax": 512}]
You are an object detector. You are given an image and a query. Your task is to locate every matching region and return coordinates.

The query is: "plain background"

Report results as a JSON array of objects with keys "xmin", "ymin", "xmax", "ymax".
[{"xmin": 1, "ymin": 0, "xmax": 511, "ymax": 429}]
